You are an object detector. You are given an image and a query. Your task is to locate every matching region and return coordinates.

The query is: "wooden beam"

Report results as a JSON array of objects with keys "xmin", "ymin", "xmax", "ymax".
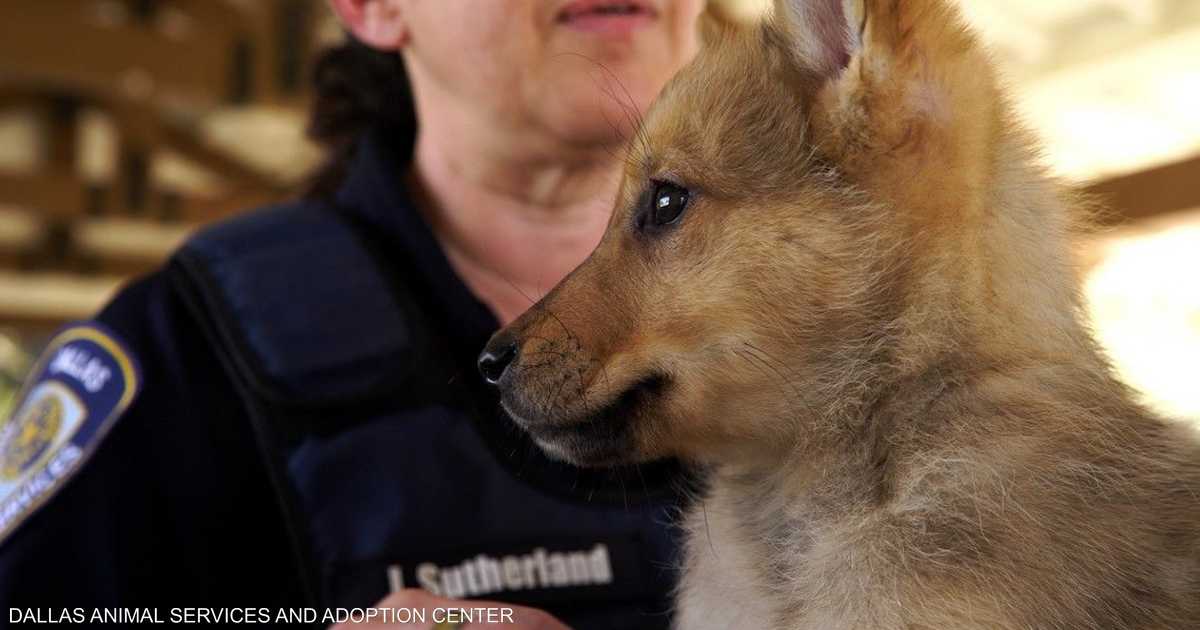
[
  {"xmin": 0, "ymin": 171, "xmax": 90, "ymax": 220},
  {"xmin": 0, "ymin": 1, "xmax": 242, "ymax": 106},
  {"xmin": 0, "ymin": 84, "xmax": 288, "ymax": 221},
  {"xmin": 171, "ymin": 187, "xmax": 287, "ymax": 223},
  {"xmin": 1085, "ymin": 154, "xmax": 1200, "ymax": 225}
]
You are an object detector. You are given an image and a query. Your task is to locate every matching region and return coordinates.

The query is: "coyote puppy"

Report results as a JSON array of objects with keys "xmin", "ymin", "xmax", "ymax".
[{"xmin": 478, "ymin": 0, "xmax": 1200, "ymax": 627}]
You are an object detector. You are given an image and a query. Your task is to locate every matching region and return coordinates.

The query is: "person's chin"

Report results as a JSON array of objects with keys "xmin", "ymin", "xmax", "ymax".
[{"xmin": 540, "ymin": 108, "xmax": 632, "ymax": 147}]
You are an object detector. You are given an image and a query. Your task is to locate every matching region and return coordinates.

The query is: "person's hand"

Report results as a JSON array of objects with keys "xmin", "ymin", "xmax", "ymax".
[{"xmin": 329, "ymin": 588, "xmax": 572, "ymax": 629}]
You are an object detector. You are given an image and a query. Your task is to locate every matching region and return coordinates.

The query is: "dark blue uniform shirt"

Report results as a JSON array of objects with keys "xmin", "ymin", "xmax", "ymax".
[{"xmin": 0, "ymin": 131, "xmax": 686, "ymax": 628}]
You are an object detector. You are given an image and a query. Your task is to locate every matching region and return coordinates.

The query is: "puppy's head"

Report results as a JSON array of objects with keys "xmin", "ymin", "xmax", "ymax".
[{"xmin": 480, "ymin": 0, "xmax": 1011, "ymax": 466}]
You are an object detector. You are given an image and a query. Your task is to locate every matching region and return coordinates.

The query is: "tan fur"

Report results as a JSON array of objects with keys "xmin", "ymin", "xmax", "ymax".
[{"xmin": 484, "ymin": 0, "xmax": 1200, "ymax": 627}]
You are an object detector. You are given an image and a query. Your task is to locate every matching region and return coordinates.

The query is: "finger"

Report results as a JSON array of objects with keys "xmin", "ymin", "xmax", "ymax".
[
  {"xmin": 330, "ymin": 589, "xmax": 573, "ymax": 629},
  {"xmin": 500, "ymin": 605, "xmax": 572, "ymax": 630},
  {"xmin": 330, "ymin": 589, "xmax": 442, "ymax": 629}
]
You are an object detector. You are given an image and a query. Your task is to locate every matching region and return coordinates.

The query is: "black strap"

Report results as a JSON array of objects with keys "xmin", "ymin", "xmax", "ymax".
[
  {"xmin": 171, "ymin": 202, "xmax": 420, "ymax": 410},
  {"xmin": 168, "ymin": 201, "xmax": 430, "ymax": 617}
]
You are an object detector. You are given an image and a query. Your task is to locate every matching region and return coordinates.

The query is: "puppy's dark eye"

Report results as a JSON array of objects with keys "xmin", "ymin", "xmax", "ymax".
[{"xmin": 647, "ymin": 181, "xmax": 689, "ymax": 227}]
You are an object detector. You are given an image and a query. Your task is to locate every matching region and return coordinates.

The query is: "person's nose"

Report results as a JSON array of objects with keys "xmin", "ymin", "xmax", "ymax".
[{"xmin": 477, "ymin": 335, "xmax": 518, "ymax": 385}]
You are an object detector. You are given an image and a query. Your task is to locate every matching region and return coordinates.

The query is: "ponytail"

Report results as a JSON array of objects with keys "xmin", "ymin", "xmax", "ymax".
[{"xmin": 304, "ymin": 37, "xmax": 417, "ymax": 197}]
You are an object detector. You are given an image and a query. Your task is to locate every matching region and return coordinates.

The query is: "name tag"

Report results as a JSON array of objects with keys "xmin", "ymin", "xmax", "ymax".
[{"xmin": 328, "ymin": 535, "xmax": 670, "ymax": 611}]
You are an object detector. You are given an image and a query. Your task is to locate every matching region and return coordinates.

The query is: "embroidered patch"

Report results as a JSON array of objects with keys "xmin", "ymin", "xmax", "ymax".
[{"xmin": 0, "ymin": 323, "xmax": 141, "ymax": 544}]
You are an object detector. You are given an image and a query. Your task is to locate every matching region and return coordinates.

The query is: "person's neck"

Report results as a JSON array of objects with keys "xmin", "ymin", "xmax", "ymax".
[{"xmin": 407, "ymin": 111, "xmax": 625, "ymax": 327}]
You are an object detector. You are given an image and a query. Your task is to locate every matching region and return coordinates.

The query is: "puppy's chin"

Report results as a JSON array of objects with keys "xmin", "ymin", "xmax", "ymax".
[
  {"xmin": 529, "ymin": 430, "xmax": 634, "ymax": 468},
  {"xmin": 501, "ymin": 374, "xmax": 668, "ymax": 468}
]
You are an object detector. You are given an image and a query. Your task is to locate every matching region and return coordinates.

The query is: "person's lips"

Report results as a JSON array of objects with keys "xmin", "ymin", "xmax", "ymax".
[{"xmin": 556, "ymin": 0, "xmax": 658, "ymax": 35}]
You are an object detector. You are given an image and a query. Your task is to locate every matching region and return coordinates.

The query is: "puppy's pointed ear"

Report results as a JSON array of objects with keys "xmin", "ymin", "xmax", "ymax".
[
  {"xmin": 771, "ymin": 0, "xmax": 864, "ymax": 78},
  {"xmin": 771, "ymin": 0, "xmax": 994, "ymax": 119},
  {"xmin": 776, "ymin": 0, "xmax": 996, "ymax": 188}
]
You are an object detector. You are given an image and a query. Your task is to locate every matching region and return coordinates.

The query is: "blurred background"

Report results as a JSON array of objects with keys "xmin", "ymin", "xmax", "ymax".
[{"xmin": 0, "ymin": 0, "xmax": 1197, "ymax": 422}]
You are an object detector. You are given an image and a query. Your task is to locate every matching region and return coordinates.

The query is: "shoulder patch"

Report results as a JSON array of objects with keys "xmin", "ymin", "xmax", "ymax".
[{"xmin": 0, "ymin": 323, "xmax": 141, "ymax": 544}]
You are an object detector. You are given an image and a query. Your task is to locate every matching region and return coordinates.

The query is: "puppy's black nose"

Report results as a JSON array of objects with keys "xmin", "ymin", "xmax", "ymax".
[{"xmin": 478, "ymin": 339, "xmax": 518, "ymax": 385}]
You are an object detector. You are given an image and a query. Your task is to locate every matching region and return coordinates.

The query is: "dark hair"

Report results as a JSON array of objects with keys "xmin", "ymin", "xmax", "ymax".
[{"xmin": 304, "ymin": 37, "xmax": 417, "ymax": 197}]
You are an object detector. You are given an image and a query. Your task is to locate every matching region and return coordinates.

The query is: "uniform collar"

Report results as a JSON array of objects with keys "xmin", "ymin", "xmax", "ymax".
[{"xmin": 335, "ymin": 129, "xmax": 500, "ymax": 357}]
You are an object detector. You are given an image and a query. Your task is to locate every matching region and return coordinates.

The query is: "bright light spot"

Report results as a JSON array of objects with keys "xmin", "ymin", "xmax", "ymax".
[{"xmin": 1085, "ymin": 211, "xmax": 1200, "ymax": 422}]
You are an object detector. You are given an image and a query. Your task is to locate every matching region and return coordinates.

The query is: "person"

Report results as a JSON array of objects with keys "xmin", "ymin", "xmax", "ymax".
[{"xmin": 0, "ymin": 1, "xmax": 705, "ymax": 628}]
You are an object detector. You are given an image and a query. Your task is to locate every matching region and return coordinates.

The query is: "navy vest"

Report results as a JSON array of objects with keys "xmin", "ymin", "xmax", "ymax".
[{"xmin": 168, "ymin": 201, "xmax": 688, "ymax": 629}]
